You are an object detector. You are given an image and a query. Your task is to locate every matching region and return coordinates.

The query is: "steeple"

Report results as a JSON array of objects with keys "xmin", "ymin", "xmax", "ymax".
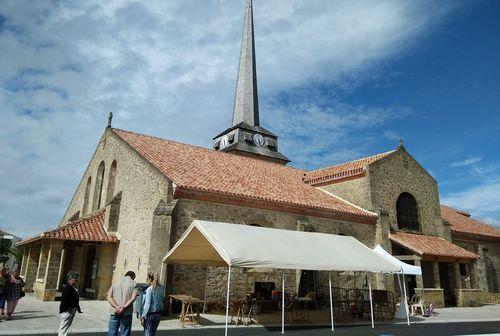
[
  {"xmin": 213, "ymin": 0, "xmax": 289, "ymax": 164},
  {"xmin": 233, "ymin": 0, "xmax": 259, "ymax": 127}
]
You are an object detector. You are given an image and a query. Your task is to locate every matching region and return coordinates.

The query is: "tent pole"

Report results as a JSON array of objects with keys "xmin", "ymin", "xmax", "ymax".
[
  {"xmin": 225, "ymin": 265, "xmax": 232, "ymax": 336},
  {"xmin": 396, "ymin": 273, "xmax": 402, "ymax": 296},
  {"xmin": 401, "ymin": 271, "xmax": 410, "ymax": 326},
  {"xmin": 329, "ymin": 272, "xmax": 334, "ymax": 331},
  {"xmin": 281, "ymin": 271, "xmax": 285, "ymax": 334},
  {"xmin": 368, "ymin": 275, "xmax": 374, "ymax": 329},
  {"xmin": 203, "ymin": 265, "xmax": 209, "ymax": 315},
  {"xmin": 159, "ymin": 262, "xmax": 164, "ymax": 285}
]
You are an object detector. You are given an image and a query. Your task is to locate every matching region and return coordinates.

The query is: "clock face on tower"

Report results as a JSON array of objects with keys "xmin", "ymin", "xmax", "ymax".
[
  {"xmin": 253, "ymin": 133, "xmax": 265, "ymax": 147},
  {"xmin": 220, "ymin": 135, "xmax": 229, "ymax": 149}
]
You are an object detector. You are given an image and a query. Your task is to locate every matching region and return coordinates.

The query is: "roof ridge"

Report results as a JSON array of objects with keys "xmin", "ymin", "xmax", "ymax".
[
  {"xmin": 112, "ymin": 128, "xmax": 306, "ymax": 173},
  {"xmin": 303, "ymin": 149, "xmax": 396, "ymax": 185},
  {"xmin": 310, "ymin": 149, "xmax": 396, "ymax": 173}
]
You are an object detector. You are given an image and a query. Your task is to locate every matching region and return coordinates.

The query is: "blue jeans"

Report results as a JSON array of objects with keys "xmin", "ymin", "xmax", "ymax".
[{"xmin": 108, "ymin": 314, "xmax": 132, "ymax": 336}]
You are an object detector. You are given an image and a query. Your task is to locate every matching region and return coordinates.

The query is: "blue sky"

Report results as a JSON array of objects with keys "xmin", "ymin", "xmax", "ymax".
[{"xmin": 0, "ymin": 0, "xmax": 499, "ymax": 237}]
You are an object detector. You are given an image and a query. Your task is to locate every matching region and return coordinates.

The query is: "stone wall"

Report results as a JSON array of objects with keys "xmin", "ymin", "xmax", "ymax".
[
  {"xmin": 453, "ymin": 238, "xmax": 500, "ymax": 293},
  {"xmin": 415, "ymin": 288, "xmax": 444, "ymax": 308},
  {"xmin": 22, "ymin": 244, "xmax": 41, "ymax": 292},
  {"xmin": 320, "ymin": 176, "xmax": 373, "ymax": 210},
  {"xmin": 169, "ymin": 199, "xmax": 379, "ymax": 303},
  {"xmin": 479, "ymin": 291, "xmax": 500, "ymax": 304},
  {"xmin": 369, "ymin": 148, "xmax": 448, "ymax": 239},
  {"xmin": 455, "ymin": 289, "xmax": 482, "ymax": 307},
  {"xmin": 95, "ymin": 243, "xmax": 118, "ymax": 299},
  {"xmin": 60, "ymin": 128, "xmax": 171, "ymax": 284}
]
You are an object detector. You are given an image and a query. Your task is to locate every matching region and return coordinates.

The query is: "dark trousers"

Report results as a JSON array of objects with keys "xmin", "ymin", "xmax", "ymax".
[{"xmin": 144, "ymin": 312, "xmax": 162, "ymax": 336}]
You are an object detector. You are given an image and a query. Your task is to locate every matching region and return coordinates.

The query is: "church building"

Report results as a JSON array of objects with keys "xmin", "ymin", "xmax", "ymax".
[{"xmin": 18, "ymin": 0, "xmax": 499, "ymax": 308}]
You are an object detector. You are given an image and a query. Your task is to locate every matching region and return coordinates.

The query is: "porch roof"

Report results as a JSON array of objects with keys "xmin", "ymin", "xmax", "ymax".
[
  {"xmin": 17, "ymin": 209, "xmax": 118, "ymax": 246},
  {"xmin": 389, "ymin": 232, "xmax": 479, "ymax": 261}
]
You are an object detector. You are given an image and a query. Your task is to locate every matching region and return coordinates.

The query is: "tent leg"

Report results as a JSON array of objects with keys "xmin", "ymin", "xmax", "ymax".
[
  {"xmin": 203, "ymin": 266, "xmax": 209, "ymax": 315},
  {"xmin": 159, "ymin": 262, "xmax": 164, "ymax": 285},
  {"xmin": 281, "ymin": 271, "xmax": 285, "ymax": 334},
  {"xmin": 329, "ymin": 272, "xmax": 334, "ymax": 331},
  {"xmin": 401, "ymin": 272, "xmax": 410, "ymax": 326},
  {"xmin": 396, "ymin": 273, "xmax": 402, "ymax": 296},
  {"xmin": 225, "ymin": 266, "xmax": 232, "ymax": 336},
  {"xmin": 368, "ymin": 276, "xmax": 374, "ymax": 329}
]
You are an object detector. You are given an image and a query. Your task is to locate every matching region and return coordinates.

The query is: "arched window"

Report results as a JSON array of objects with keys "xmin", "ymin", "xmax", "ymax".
[
  {"xmin": 106, "ymin": 160, "xmax": 117, "ymax": 204},
  {"xmin": 82, "ymin": 177, "xmax": 92, "ymax": 215},
  {"xmin": 92, "ymin": 161, "xmax": 105, "ymax": 211},
  {"xmin": 396, "ymin": 192, "xmax": 420, "ymax": 231}
]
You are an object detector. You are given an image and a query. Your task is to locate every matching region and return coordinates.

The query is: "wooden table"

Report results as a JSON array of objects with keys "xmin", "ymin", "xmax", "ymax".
[
  {"xmin": 231, "ymin": 299, "xmax": 260, "ymax": 326},
  {"xmin": 169, "ymin": 295, "xmax": 205, "ymax": 327}
]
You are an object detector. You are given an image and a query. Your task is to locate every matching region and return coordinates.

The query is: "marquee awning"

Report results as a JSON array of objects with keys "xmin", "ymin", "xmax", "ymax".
[
  {"xmin": 163, "ymin": 220, "xmax": 400, "ymax": 273},
  {"xmin": 372, "ymin": 244, "xmax": 422, "ymax": 275}
]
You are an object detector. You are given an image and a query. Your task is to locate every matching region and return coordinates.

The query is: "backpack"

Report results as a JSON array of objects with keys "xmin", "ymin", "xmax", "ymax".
[{"xmin": 133, "ymin": 283, "xmax": 149, "ymax": 318}]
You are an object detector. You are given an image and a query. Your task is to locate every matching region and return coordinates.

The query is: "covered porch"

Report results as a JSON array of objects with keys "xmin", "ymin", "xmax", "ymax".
[
  {"xmin": 389, "ymin": 232, "xmax": 480, "ymax": 307},
  {"xmin": 16, "ymin": 209, "xmax": 119, "ymax": 301}
]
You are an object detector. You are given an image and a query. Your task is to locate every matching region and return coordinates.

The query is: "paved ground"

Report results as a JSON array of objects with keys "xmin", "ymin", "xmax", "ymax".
[{"xmin": 1, "ymin": 295, "xmax": 500, "ymax": 335}]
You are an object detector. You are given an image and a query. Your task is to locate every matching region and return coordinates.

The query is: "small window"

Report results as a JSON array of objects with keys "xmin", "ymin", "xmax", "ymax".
[
  {"xmin": 92, "ymin": 161, "xmax": 105, "ymax": 210},
  {"xmin": 82, "ymin": 177, "xmax": 92, "ymax": 215},
  {"xmin": 106, "ymin": 160, "xmax": 117, "ymax": 203},
  {"xmin": 396, "ymin": 192, "xmax": 420, "ymax": 231}
]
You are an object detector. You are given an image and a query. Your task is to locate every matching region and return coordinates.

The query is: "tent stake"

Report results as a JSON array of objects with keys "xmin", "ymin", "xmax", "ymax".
[
  {"xmin": 401, "ymin": 271, "xmax": 410, "ymax": 326},
  {"xmin": 225, "ymin": 266, "xmax": 232, "ymax": 336},
  {"xmin": 281, "ymin": 271, "xmax": 285, "ymax": 334},
  {"xmin": 329, "ymin": 272, "xmax": 334, "ymax": 331},
  {"xmin": 368, "ymin": 276, "xmax": 374, "ymax": 329}
]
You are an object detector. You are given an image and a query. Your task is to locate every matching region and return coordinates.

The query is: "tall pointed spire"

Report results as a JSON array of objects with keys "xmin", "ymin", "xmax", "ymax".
[
  {"xmin": 212, "ymin": 0, "xmax": 289, "ymax": 164},
  {"xmin": 232, "ymin": 0, "xmax": 259, "ymax": 126}
]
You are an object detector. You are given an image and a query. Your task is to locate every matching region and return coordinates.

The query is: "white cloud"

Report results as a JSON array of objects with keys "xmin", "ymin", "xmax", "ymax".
[
  {"xmin": 451, "ymin": 156, "xmax": 483, "ymax": 167},
  {"xmin": 441, "ymin": 181, "xmax": 500, "ymax": 228},
  {"xmin": 0, "ymin": 0, "xmax": 461, "ymax": 237},
  {"xmin": 480, "ymin": 217, "xmax": 500, "ymax": 229}
]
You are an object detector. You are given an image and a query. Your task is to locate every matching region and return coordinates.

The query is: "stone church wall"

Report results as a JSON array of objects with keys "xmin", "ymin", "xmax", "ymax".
[
  {"xmin": 168, "ymin": 199, "xmax": 381, "ymax": 302},
  {"xmin": 368, "ymin": 148, "xmax": 449, "ymax": 239},
  {"xmin": 320, "ymin": 176, "xmax": 373, "ymax": 211},
  {"xmin": 60, "ymin": 129, "xmax": 171, "ymax": 284},
  {"xmin": 454, "ymin": 238, "xmax": 500, "ymax": 293}
]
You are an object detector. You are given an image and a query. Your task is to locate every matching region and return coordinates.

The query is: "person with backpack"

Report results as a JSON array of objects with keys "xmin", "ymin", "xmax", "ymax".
[
  {"xmin": 133, "ymin": 282, "xmax": 149, "ymax": 319},
  {"xmin": 140, "ymin": 272, "xmax": 164, "ymax": 336}
]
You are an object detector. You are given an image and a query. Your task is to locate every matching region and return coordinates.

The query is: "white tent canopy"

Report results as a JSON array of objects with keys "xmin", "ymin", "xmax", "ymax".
[
  {"xmin": 164, "ymin": 220, "xmax": 400, "ymax": 273},
  {"xmin": 372, "ymin": 244, "xmax": 422, "ymax": 275}
]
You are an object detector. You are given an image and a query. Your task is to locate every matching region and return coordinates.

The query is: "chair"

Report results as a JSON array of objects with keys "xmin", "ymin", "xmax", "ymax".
[{"xmin": 410, "ymin": 294, "xmax": 425, "ymax": 316}]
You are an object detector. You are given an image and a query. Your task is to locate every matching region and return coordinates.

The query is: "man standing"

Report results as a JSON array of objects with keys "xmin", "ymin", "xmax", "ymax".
[
  {"xmin": 58, "ymin": 272, "xmax": 81, "ymax": 336},
  {"xmin": 107, "ymin": 271, "xmax": 138, "ymax": 336}
]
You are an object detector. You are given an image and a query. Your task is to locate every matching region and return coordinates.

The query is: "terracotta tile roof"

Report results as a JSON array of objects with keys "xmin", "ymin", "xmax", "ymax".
[
  {"xmin": 17, "ymin": 210, "xmax": 118, "ymax": 246},
  {"xmin": 113, "ymin": 128, "xmax": 378, "ymax": 224},
  {"xmin": 441, "ymin": 205, "xmax": 500, "ymax": 240},
  {"xmin": 303, "ymin": 150, "xmax": 395, "ymax": 186},
  {"xmin": 389, "ymin": 232, "xmax": 479, "ymax": 260}
]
